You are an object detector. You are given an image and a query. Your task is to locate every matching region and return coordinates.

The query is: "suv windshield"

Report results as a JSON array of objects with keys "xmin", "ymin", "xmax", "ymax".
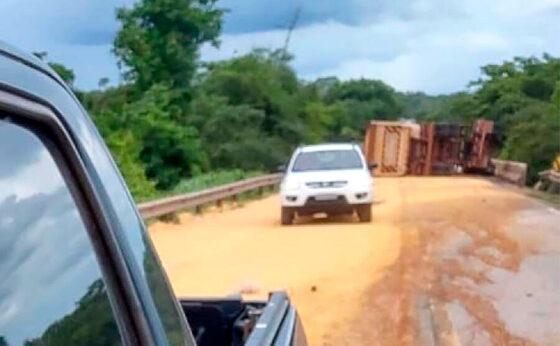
[{"xmin": 292, "ymin": 149, "xmax": 363, "ymax": 172}]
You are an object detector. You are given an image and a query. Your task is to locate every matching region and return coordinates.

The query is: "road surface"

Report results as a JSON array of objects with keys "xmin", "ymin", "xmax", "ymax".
[{"xmin": 149, "ymin": 176, "xmax": 560, "ymax": 345}]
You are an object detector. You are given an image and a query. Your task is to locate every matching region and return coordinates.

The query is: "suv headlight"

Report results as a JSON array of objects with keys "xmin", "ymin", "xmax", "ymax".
[{"xmin": 282, "ymin": 180, "xmax": 300, "ymax": 191}]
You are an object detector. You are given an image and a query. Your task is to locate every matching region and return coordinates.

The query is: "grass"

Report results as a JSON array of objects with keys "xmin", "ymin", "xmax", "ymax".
[
  {"xmin": 170, "ymin": 169, "xmax": 263, "ymax": 195},
  {"xmin": 136, "ymin": 169, "xmax": 265, "ymax": 203},
  {"xmin": 143, "ymin": 169, "xmax": 272, "ymax": 222}
]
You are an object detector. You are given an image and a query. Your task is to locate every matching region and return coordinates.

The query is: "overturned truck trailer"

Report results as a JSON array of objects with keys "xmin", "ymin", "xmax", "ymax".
[
  {"xmin": 409, "ymin": 123, "xmax": 468, "ymax": 175},
  {"xmin": 364, "ymin": 119, "xmax": 499, "ymax": 176},
  {"xmin": 363, "ymin": 121, "xmax": 415, "ymax": 176},
  {"xmin": 463, "ymin": 119, "xmax": 499, "ymax": 172}
]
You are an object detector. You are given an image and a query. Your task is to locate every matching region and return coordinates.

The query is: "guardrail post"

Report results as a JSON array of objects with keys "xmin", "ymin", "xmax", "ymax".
[
  {"xmin": 216, "ymin": 199, "xmax": 222, "ymax": 209},
  {"xmin": 195, "ymin": 205, "xmax": 202, "ymax": 214}
]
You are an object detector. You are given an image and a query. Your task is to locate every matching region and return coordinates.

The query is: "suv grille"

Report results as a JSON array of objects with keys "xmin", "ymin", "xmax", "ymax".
[{"xmin": 305, "ymin": 181, "xmax": 347, "ymax": 188}]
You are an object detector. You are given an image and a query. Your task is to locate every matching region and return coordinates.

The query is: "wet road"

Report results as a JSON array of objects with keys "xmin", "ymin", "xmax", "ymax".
[{"xmin": 149, "ymin": 176, "xmax": 560, "ymax": 345}]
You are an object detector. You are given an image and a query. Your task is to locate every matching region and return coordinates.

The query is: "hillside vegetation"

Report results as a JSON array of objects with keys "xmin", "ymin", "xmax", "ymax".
[{"xmin": 40, "ymin": 0, "xmax": 559, "ymax": 199}]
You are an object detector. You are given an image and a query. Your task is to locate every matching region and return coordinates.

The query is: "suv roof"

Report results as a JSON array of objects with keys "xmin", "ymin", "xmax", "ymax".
[{"xmin": 298, "ymin": 143, "xmax": 358, "ymax": 153}]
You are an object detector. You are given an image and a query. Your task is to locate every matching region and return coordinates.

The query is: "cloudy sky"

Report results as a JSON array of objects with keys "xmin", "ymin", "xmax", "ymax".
[{"xmin": 1, "ymin": 0, "xmax": 559, "ymax": 94}]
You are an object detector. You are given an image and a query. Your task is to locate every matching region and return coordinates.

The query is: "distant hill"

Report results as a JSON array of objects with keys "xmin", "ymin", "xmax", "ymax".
[{"xmin": 396, "ymin": 91, "xmax": 454, "ymax": 120}]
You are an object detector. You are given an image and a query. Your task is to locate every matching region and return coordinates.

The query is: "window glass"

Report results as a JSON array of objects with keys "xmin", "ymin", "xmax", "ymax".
[
  {"xmin": 292, "ymin": 150, "xmax": 364, "ymax": 172},
  {"xmin": 0, "ymin": 56, "xmax": 193, "ymax": 345},
  {"xmin": 0, "ymin": 119, "xmax": 122, "ymax": 346}
]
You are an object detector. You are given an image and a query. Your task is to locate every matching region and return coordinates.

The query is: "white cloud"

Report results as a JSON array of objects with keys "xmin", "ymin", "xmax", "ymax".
[
  {"xmin": 1, "ymin": 0, "xmax": 558, "ymax": 92},
  {"xmin": 203, "ymin": 0, "xmax": 560, "ymax": 94},
  {"xmin": 0, "ymin": 0, "xmax": 132, "ymax": 89},
  {"xmin": 47, "ymin": 43, "xmax": 123, "ymax": 89}
]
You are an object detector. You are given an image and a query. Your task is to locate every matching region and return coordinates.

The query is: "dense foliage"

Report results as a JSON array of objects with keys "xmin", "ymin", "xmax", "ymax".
[
  {"xmin": 114, "ymin": 0, "xmax": 223, "ymax": 103},
  {"xmin": 322, "ymin": 78, "xmax": 402, "ymax": 139},
  {"xmin": 40, "ymin": 0, "xmax": 558, "ymax": 199}
]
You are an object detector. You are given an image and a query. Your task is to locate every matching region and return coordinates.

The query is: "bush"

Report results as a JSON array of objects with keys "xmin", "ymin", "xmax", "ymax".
[
  {"xmin": 171, "ymin": 170, "xmax": 262, "ymax": 195},
  {"xmin": 104, "ymin": 131, "xmax": 158, "ymax": 201},
  {"xmin": 500, "ymin": 103, "xmax": 560, "ymax": 183}
]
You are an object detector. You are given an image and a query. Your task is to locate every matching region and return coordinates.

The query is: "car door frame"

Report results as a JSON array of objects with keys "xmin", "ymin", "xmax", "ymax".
[{"xmin": 0, "ymin": 85, "xmax": 154, "ymax": 345}]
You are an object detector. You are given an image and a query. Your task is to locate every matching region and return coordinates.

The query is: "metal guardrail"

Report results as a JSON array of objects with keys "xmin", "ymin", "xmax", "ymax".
[{"xmin": 138, "ymin": 174, "xmax": 282, "ymax": 219}]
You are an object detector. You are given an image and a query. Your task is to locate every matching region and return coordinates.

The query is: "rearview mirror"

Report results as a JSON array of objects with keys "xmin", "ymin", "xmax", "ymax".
[
  {"xmin": 368, "ymin": 163, "xmax": 378, "ymax": 171},
  {"xmin": 276, "ymin": 164, "xmax": 287, "ymax": 173}
]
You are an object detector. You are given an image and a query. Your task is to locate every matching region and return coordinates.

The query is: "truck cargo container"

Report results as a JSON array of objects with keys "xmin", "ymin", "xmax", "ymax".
[{"xmin": 364, "ymin": 121, "xmax": 412, "ymax": 176}]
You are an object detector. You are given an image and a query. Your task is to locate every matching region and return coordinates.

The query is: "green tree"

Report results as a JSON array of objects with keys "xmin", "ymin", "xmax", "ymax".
[
  {"xmin": 104, "ymin": 131, "xmax": 157, "ymax": 201},
  {"xmin": 81, "ymin": 85, "xmax": 135, "ymax": 116},
  {"xmin": 49, "ymin": 62, "xmax": 76, "ymax": 87},
  {"xmin": 301, "ymin": 101, "xmax": 336, "ymax": 143},
  {"xmin": 32, "ymin": 52, "xmax": 76, "ymax": 87},
  {"xmin": 190, "ymin": 94, "xmax": 290, "ymax": 170},
  {"xmin": 552, "ymin": 80, "xmax": 560, "ymax": 111},
  {"xmin": 500, "ymin": 103, "xmax": 559, "ymax": 182},
  {"xmin": 97, "ymin": 84, "xmax": 207, "ymax": 189},
  {"xmin": 114, "ymin": 0, "xmax": 223, "ymax": 105},
  {"xmin": 107, "ymin": 0, "xmax": 224, "ymax": 191},
  {"xmin": 471, "ymin": 54, "xmax": 560, "ymax": 183},
  {"xmin": 192, "ymin": 50, "xmax": 308, "ymax": 168},
  {"xmin": 396, "ymin": 91, "xmax": 452, "ymax": 120},
  {"xmin": 471, "ymin": 55, "xmax": 560, "ymax": 128},
  {"xmin": 323, "ymin": 79, "xmax": 403, "ymax": 140}
]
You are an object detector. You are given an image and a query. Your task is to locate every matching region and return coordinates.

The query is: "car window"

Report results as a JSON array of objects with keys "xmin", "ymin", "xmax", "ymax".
[
  {"xmin": 292, "ymin": 149, "xmax": 363, "ymax": 172},
  {"xmin": 0, "ymin": 119, "xmax": 123, "ymax": 346}
]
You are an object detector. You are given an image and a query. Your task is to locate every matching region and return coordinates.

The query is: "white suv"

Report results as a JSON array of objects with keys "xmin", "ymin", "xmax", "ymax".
[{"xmin": 279, "ymin": 143, "xmax": 375, "ymax": 225}]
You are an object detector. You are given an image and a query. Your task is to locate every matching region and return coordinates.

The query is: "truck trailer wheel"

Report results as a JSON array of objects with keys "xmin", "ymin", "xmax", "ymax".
[
  {"xmin": 281, "ymin": 207, "xmax": 295, "ymax": 225},
  {"xmin": 357, "ymin": 204, "xmax": 372, "ymax": 222}
]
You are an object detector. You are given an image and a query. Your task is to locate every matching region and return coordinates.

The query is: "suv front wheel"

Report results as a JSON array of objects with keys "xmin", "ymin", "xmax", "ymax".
[
  {"xmin": 357, "ymin": 204, "xmax": 372, "ymax": 222},
  {"xmin": 281, "ymin": 207, "xmax": 295, "ymax": 225}
]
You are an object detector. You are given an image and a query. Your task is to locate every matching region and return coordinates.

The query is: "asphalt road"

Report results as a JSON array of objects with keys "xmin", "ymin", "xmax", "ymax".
[{"xmin": 149, "ymin": 176, "xmax": 560, "ymax": 345}]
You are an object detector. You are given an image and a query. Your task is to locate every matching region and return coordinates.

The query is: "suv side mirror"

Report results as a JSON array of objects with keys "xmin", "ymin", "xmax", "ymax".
[
  {"xmin": 276, "ymin": 164, "xmax": 287, "ymax": 173},
  {"xmin": 368, "ymin": 163, "xmax": 378, "ymax": 171}
]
